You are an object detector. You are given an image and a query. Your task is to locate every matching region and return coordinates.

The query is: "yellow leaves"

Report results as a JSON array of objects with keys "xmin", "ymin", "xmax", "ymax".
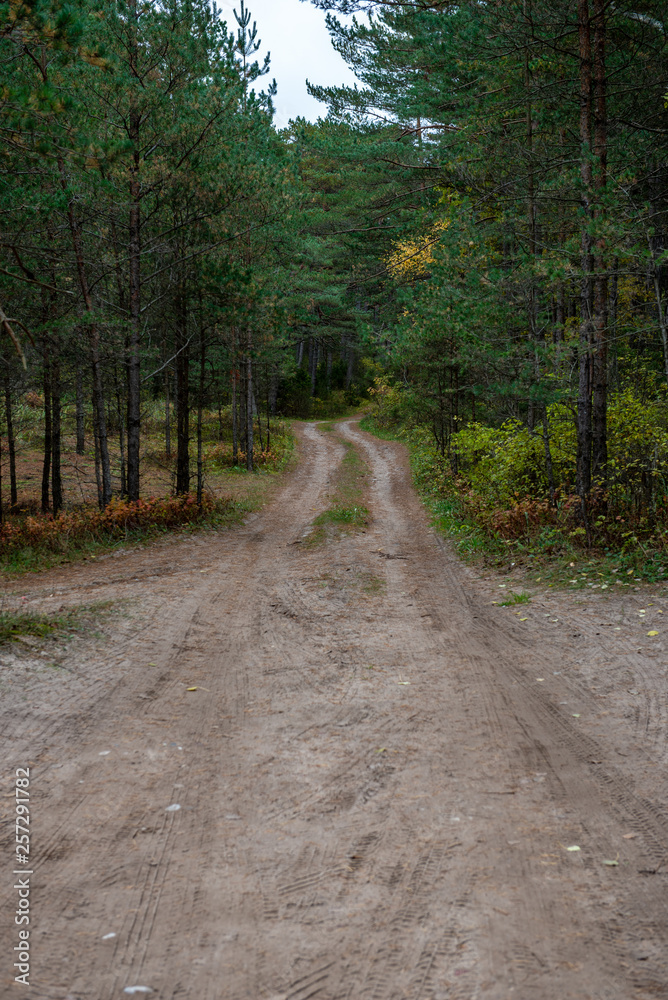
[
  {"xmin": 386, "ymin": 218, "xmax": 450, "ymax": 281},
  {"xmin": 647, "ymin": 631, "xmax": 659, "ymax": 637}
]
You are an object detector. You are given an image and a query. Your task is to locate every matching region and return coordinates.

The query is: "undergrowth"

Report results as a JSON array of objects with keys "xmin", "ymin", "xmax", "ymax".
[
  {"xmin": 0, "ymin": 494, "xmax": 247, "ymax": 574},
  {"xmin": 360, "ymin": 414, "xmax": 668, "ymax": 591}
]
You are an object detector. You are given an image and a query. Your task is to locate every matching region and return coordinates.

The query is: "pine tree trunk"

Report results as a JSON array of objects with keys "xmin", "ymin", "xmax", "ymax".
[
  {"xmin": 126, "ymin": 198, "xmax": 141, "ymax": 499},
  {"xmin": 591, "ymin": 0, "xmax": 608, "ymax": 488},
  {"xmin": 309, "ymin": 338, "xmax": 317, "ymax": 395},
  {"xmin": 93, "ymin": 409, "xmax": 102, "ymax": 508},
  {"xmin": 51, "ymin": 353, "xmax": 62, "ymax": 515},
  {"xmin": 256, "ymin": 390, "xmax": 264, "ymax": 454},
  {"xmin": 76, "ymin": 364, "xmax": 85, "ymax": 455},
  {"xmin": 42, "ymin": 355, "xmax": 51, "ymax": 514},
  {"xmin": 197, "ymin": 327, "xmax": 205, "ymax": 505},
  {"xmin": 525, "ymin": 14, "xmax": 540, "ymax": 437},
  {"xmin": 542, "ymin": 407, "xmax": 557, "ymax": 507},
  {"xmin": 576, "ymin": 0, "xmax": 593, "ymax": 512},
  {"xmin": 115, "ymin": 367, "xmax": 127, "ymax": 498},
  {"xmin": 4, "ymin": 369, "xmax": 17, "ymax": 509},
  {"xmin": 126, "ymin": 0, "xmax": 142, "ymax": 502},
  {"xmin": 176, "ymin": 294, "xmax": 190, "ymax": 494},
  {"xmin": 240, "ymin": 369, "xmax": 246, "ymax": 448},
  {"xmin": 555, "ymin": 284, "xmax": 565, "ymax": 344},
  {"xmin": 269, "ymin": 370, "xmax": 278, "ymax": 416},
  {"xmin": 609, "ymin": 267, "xmax": 619, "ymax": 390},
  {"xmin": 346, "ymin": 347, "xmax": 355, "ymax": 389},
  {"xmin": 164, "ymin": 366, "xmax": 171, "ymax": 459},
  {"xmin": 246, "ymin": 328, "xmax": 254, "ymax": 472},
  {"xmin": 59, "ymin": 157, "xmax": 111, "ymax": 506},
  {"xmin": 232, "ymin": 368, "xmax": 238, "ymax": 465}
]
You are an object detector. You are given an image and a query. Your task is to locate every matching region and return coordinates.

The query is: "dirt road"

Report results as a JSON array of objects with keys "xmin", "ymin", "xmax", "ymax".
[{"xmin": 2, "ymin": 420, "xmax": 668, "ymax": 1000}]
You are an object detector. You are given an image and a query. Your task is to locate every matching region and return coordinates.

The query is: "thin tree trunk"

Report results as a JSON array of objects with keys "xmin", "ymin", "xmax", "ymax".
[
  {"xmin": 115, "ymin": 366, "xmax": 127, "ymax": 498},
  {"xmin": 591, "ymin": 0, "xmax": 608, "ymax": 487},
  {"xmin": 310, "ymin": 338, "xmax": 317, "ymax": 395},
  {"xmin": 269, "ymin": 370, "xmax": 278, "ymax": 416},
  {"xmin": 76, "ymin": 364, "xmax": 85, "ymax": 455},
  {"xmin": 608, "ymin": 266, "xmax": 619, "ymax": 390},
  {"xmin": 126, "ymin": 0, "xmax": 141, "ymax": 502},
  {"xmin": 176, "ymin": 291, "xmax": 190, "ymax": 495},
  {"xmin": 654, "ymin": 270, "xmax": 668, "ymax": 386},
  {"xmin": 163, "ymin": 333, "xmax": 171, "ymax": 460},
  {"xmin": 232, "ymin": 368, "xmax": 238, "ymax": 465},
  {"xmin": 93, "ymin": 407, "xmax": 102, "ymax": 508},
  {"xmin": 256, "ymin": 389, "xmax": 264, "ymax": 454},
  {"xmin": 346, "ymin": 347, "xmax": 355, "ymax": 389},
  {"xmin": 525, "ymin": 12, "xmax": 541, "ymax": 437},
  {"xmin": 59, "ymin": 158, "xmax": 111, "ymax": 506},
  {"xmin": 542, "ymin": 407, "xmax": 557, "ymax": 507},
  {"xmin": 42, "ymin": 353, "xmax": 51, "ymax": 514},
  {"xmin": 246, "ymin": 328, "xmax": 254, "ymax": 472},
  {"xmin": 197, "ymin": 325, "xmax": 204, "ymax": 505},
  {"xmin": 576, "ymin": 0, "xmax": 593, "ymax": 514},
  {"xmin": 4, "ymin": 369, "xmax": 17, "ymax": 508},
  {"xmin": 51, "ymin": 352, "xmax": 62, "ymax": 514}
]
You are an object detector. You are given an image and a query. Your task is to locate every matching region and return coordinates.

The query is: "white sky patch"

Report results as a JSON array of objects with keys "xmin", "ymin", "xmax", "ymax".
[{"xmin": 217, "ymin": 0, "xmax": 363, "ymax": 126}]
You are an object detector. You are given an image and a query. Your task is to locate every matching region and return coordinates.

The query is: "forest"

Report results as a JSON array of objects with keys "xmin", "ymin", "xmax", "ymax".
[{"xmin": 1, "ymin": 0, "xmax": 668, "ymax": 572}]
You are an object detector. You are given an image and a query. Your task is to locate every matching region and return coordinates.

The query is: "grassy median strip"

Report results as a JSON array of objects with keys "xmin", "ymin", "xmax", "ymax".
[{"xmin": 304, "ymin": 440, "xmax": 370, "ymax": 546}]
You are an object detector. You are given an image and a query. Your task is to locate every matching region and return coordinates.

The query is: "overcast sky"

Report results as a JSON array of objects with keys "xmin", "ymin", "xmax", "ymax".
[{"xmin": 217, "ymin": 0, "xmax": 362, "ymax": 126}]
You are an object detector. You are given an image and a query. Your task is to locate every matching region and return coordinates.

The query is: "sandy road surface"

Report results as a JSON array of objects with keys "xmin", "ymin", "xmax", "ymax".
[{"xmin": 2, "ymin": 420, "xmax": 668, "ymax": 1000}]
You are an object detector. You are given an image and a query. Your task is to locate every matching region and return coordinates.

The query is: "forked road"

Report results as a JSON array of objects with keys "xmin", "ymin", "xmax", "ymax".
[{"xmin": 2, "ymin": 420, "xmax": 668, "ymax": 1000}]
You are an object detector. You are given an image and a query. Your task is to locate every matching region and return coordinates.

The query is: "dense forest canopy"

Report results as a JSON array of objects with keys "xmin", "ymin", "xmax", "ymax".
[{"xmin": 1, "ymin": 0, "xmax": 668, "ymax": 560}]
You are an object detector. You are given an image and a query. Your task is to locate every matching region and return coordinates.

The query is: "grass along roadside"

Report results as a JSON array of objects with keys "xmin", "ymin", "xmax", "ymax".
[
  {"xmin": 301, "ymin": 436, "xmax": 370, "ymax": 547},
  {"xmin": 0, "ymin": 600, "xmax": 118, "ymax": 645},
  {"xmin": 359, "ymin": 415, "xmax": 668, "ymax": 596}
]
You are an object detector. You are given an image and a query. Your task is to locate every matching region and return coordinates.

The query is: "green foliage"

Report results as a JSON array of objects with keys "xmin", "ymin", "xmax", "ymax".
[
  {"xmin": 454, "ymin": 421, "xmax": 545, "ymax": 507},
  {"xmin": 499, "ymin": 592, "xmax": 531, "ymax": 606},
  {"xmin": 313, "ymin": 504, "xmax": 368, "ymax": 527},
  {"xmin": 0, "ymin": 603, "xmax": 115, "ymax": 645}
]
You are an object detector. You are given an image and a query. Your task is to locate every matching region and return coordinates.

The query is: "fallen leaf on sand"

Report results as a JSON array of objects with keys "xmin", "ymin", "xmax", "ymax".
[
  {"xmin": 602, "ymin": 859, "xmax": 619, "ymax": 866},
  {"xmin": 623, "ymin": 833, "xmax": 638, "ymax": 840},
  {"xmin": 187, "ymin": 687, "xmax": 198, "ymax": 691},
  {"xmin": 566, "ymin": 845, "xmax": 581, "ymax": 852},
  {"xmin": 647, "ymin": 631, "xmax": 659, "ymax": 637}
]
